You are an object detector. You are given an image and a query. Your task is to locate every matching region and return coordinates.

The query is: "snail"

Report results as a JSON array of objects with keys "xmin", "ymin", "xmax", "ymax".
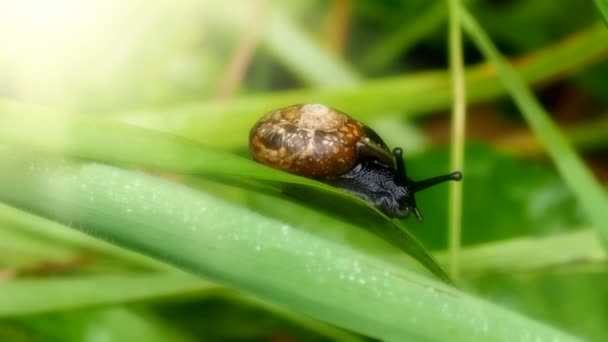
[{"xmin": 249, "ymin": 104, "xmax": 462, "ymax": 220}]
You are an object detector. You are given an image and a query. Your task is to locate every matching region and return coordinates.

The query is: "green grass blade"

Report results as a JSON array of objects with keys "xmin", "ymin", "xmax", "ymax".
[
  {"xmin": 361, "ymin": 0, "xmax": 477, "ymax": 72},
  {"xmin": 593, "ymin": 0, "xmax": 608, "ymax": 25},
  {"xmin": 446, "ymin": 0, "xmax": 467, "ymax": 281},
  {"xmin": 0, "ymin": 273, "xmax": 364, "ymax": 342},
  {"xmin": 264, "ymin": 10, "xmax": 360, "ymax": 86},
  {"xmin": 1, "ymin": 231, "xmax": 602, "ymax": 318},
  {"xmin": 0, "ymin": 273, "xmax": 213, "ymax": 317},
  {"xmin": 14, "ymin": 307, "xmax": 193, "ymax": 342},
  {"xmin": 361, "ymin": 2, "xmax": 448, "ymax": 71},
  {"xmin": 0, "ymin": 113, "xmax": 448, "ymax": 281},
  {"xmin": 460, "ymin": 8, "xmax": 608, "ymax": 247},
  {"xmin": 435, "ymin": 229, "xmax": 606, "ymax": 276},
  {"xmin": 106, "ymin": 24, "xmax": 608, "ymax": 149},
  {"xmin": 0, "ymin": 157, "xmax": 579, "ymax": 341},
  {"xmin": 0, "ymin": 202, "xmax": 171, "ymax": 271}
]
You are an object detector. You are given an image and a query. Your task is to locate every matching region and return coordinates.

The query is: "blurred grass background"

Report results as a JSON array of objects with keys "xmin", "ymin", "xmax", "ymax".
[{"xmin": 0, "ymin": 0, "xmax": 608, "ymax": 341}]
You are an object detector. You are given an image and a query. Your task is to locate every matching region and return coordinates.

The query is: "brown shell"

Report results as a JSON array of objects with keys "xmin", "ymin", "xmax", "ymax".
[{"xmin": 249, "ymin": 104, "xmax": 367, "ymax": 178}]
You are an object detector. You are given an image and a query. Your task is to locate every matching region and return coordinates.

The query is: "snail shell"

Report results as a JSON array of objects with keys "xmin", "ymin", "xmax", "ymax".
[{"xmin": 249, "ymin": 104, "xmax": 392, "ymax": 178}]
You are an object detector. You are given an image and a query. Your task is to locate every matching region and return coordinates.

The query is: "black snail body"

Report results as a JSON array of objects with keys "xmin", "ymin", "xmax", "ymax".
[{"xmin": 249, "ymin": 104, "xmax": 462, "ymax": 220}]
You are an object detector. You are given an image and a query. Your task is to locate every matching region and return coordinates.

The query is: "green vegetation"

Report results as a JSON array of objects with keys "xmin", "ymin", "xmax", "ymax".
[{"xmin": 0, "ymin": 1, "xmax": 607, "ymax": 341}]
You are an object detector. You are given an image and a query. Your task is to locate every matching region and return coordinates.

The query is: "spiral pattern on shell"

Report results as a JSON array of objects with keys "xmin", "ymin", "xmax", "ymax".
[{"xmin": 249, "ymin": 104, "xmax": 365, "ymax": 178}]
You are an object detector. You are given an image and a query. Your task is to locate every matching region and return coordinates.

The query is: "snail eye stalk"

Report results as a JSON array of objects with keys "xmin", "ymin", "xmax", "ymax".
[
  {"xmin": 392, "ymin": 148, "xmax": 407, "ymax": 181},
  {"xmin": 413, "ymin": 172, "xmax": 462, "ymax": 193}
]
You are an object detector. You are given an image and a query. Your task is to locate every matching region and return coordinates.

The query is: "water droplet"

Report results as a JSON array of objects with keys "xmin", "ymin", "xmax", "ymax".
[{"xmin": 281, "ymin": 225, "xmax": 290, "ymax": 235}]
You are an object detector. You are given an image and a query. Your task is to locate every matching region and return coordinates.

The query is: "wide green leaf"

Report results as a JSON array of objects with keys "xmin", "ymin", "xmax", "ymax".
[
  {"xmin": 0, "ymin": 112, "xmax": 449, "ymax": 281},
  {"xmin": 0, "ymin": 155, "xmax": 579, "ymax": 341}
]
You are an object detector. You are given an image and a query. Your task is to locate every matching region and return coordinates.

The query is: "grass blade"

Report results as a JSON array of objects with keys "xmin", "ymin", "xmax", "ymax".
[
  {"xmin": 0, "ymin": 156, "xmax": 579, "ymax": 341},
  {"xmin": 460, "ymin": 8, "xmax": 608, "ymax": 247},
  {"xmin": 0, "ymin": 202, "xmax": 171, "ymax": 271},
  {"xmin": 446, "ymin": 0, "xmax": 467, "ymax": 281},
  {"xmin": 0, "ymin": 273, "xmax": 213, "ymax": 317},
  {"xmin": 0, "ymin": 113, "xmax": 448, "ymax": 281},
  {"xmin": 435, "ymin": 229, "xmax": 606, "ymax": 276},
  {"xmin": 264, "ymin": 9, "xmax": 360, "ymax": 86},
  {"xmin": 593, "ymin": 0, "xmax": 608, "ymax": 25},
  {"xmin": 108, "ymin": 24, "xmax": 608, "ymax": 149},
  {"xmin": 361, "ymin": 2, "xmax": 448, "ymax": 71}
]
